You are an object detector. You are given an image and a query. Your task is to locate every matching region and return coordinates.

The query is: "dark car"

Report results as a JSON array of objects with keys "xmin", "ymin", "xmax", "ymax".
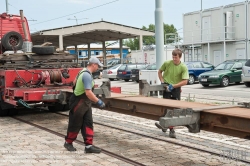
[
  {"xmin": 198, "ymin": 59, "xmax": 247, "ymax": 87},
  {"xmin": 184, "ymin": 61, "xmax": 214, "ymax": 85},
  {"xmin": 117, "ymin": 64, "xmax": 148, "ymax": 82},
  {"xmin": 131, "ymin": 63, "xmax": 156, "ymax": 82}
]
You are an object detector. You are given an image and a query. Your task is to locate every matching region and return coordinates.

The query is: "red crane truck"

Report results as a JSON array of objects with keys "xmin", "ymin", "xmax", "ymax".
[{"xmin": 0, "ymin": 10, "xmax": 82, "ymax": 116}]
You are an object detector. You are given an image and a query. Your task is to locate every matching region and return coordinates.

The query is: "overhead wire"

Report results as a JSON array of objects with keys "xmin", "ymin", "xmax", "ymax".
[
  {"xmin": 7, "ymin": 2, "xmax": 37, "ymax": 21},
  {"xmin": 30, "ymin": 0, "xmax": 119, "ymax": 26}
]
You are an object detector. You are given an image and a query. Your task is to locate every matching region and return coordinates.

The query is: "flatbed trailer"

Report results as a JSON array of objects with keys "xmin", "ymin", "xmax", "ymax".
[{"xmin": 89, "ymin": 80, "xmax": 250, "ymax": 139}]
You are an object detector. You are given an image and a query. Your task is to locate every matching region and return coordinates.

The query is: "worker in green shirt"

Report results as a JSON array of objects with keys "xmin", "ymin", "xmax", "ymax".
[
  {"xmin": 156, "ymin": 48, "xmax": 189, "ymax": 138},
  {"xmin": 64, "ymin": 57, "xmax": 105, "ymax": 153}
]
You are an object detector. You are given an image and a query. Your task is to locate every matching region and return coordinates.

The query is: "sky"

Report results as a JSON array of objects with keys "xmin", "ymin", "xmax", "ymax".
[{"xmin": 0, "ymin": 0, "xmax": 245, "ymax": 33}]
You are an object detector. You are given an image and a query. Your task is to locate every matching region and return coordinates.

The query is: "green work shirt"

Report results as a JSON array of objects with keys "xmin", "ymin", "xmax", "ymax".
[
  {"xmin": 160, "ymin": 60, "xmax": 189, "ymax": 84},
  {"xmin": 74, "ymin": 68, "xmax": 94, "ymax": 96}
]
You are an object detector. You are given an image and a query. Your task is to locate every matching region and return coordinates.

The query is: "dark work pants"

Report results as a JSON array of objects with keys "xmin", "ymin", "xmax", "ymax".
[
  {"xmin": 65, "ymin": 93, "xmax": 94, "ymax": 145},
  {"xmin": 163, "ymin": 87, "xmax": 181, "ymax": 100},
  {"xmin": 163, "ymin": 87, "xmax": 181, "ymax": 129}
]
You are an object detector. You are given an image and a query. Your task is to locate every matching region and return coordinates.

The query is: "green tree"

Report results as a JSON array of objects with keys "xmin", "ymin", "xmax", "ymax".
[
  {"xmin": 123, "ymin": 38, "xmax": 139, "ymax": 50},
  {"xmin": 124, "ymin": 23, "xmax": 178, "ymax": 50}
]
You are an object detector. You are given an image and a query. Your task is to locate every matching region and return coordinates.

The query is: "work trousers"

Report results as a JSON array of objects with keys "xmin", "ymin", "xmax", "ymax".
[
  {"xmin": 65, "ymin": 93, "xmax": 94, "ymax": 145},
  {"xmin": 163, "ymin": 87, "xmax": 181, "ymax": 100},
  {"xmin": 163, "ymin": 87, "xmax": 181, "ymax": 129}
]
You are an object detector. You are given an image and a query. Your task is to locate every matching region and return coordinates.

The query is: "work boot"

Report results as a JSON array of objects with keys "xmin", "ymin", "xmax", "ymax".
[
  {"xmin": 155, "ymin": 122, "xmax": 167, "ymax": 133},
  {"xmin": 64, "ymin": 142, "xmax": 76, "ymax": 151},
  {"xmin": 85, "ymin": 145, "xmax": 102, "ymax": 153},
  {"xmin": 169, "ymin": 129, "xmax": 176, "ymax": 138}
]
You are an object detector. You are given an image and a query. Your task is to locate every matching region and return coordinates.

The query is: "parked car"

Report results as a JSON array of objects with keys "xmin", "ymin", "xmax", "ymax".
[
  {"xmin": 131, "ymin": 63, "xmax": 156, "ymax": 82},
  {"xmin": 117, "ymin": 64, "xmax": 148, "ymax": 82},
  {"xmin": 106, "ymin": 58, "xmax": 121, "ymax": 68},
  {"xmin": 241, "ymin": 59, "xmax": 250, "ymax": 87},
  {"xmin": 184, "ymin": 61, "xmax": 214, "ymax": 85},
  {"xmin": 102, "ymin": 64, "xmax": 123, "ymax": 81},
  {"xmin": 198, "ymin": 59, "xmax": 247, "ymax": 87}
]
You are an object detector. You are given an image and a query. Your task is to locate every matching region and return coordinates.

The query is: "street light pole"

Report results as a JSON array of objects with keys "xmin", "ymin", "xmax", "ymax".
[
  {"xmin": 74, "ymin": 16, "xmax": 78, "ymax": 25},
  {"xmin": 67, "ymin": 16, "xmax": 88, "ymax": 25},
  {"xmin": 201, "ymin": 0, "xmax": 202, "ymax": 11},
  {"xmin": 6, "ymin": 0, "xmax": 9, "ymax": 14}
]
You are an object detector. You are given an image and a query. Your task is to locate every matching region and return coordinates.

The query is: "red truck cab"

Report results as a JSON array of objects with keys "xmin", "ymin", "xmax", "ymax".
[{"xmin": 0, "ymin": 12, "xmax": 31, "ymax": 53}]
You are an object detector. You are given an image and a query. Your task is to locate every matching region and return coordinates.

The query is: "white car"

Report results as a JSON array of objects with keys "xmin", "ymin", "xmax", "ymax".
[
  {"xmin": 241, "ymin": 59, "xmax": 250, "ymax": 87},
  {"xmin": 102, "ymin": 64, "xmax": 123, "ymax": 81}
]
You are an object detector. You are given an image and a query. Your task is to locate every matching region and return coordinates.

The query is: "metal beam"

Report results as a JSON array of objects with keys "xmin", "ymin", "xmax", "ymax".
[
  {"xmin": 52, "ymin": 80, "xmax": 250, "ymax": 139},
  {"xmin": 200, "ymin": 110, "xmax": 250, "ymax": 139},
  {"xmin": 98, "ymin": 80, "xmax": 250, "ymax": 139}
]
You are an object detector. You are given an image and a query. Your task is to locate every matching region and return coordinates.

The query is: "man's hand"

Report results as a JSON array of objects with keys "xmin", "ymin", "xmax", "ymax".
[
  {"xmin": 96, "ymin": 99, "xmax": 105, "ymax": 109},
  {"xmin": 166, "ymin": 84, "xmax": 174, "ymax": 92}
]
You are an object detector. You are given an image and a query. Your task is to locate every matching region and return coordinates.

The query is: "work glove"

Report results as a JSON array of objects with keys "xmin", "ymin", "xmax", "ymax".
[
  {"xmin": 165, "ymin": 84, "xmax": 174, "ymax": 92},
  {"xmin": 96, "ymin": 99, "xmax": 105, "ymax": 109}
]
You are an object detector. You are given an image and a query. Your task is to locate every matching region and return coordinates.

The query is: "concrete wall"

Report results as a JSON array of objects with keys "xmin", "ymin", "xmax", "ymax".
[
  {"xmin": 183, "ymin": 12, "xmax": 201, "ymax": 43},
  {"xmin": 227, "ymin": 3, "xmax": 246, "ymax": 40},
  {"xmin": 204, "ymin": 8, "xmax": 223, "ymax": 41},
  {"xmin": 202, "ymin": 42, "xmax": 246, "ymax": 66},
  {"xmin": 131, "ymin": 48, "xmax": 184, "ymax": 64}
]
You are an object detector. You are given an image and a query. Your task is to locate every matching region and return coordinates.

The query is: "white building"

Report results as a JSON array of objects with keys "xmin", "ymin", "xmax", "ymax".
[{"xmin": 182, "ymin": 1, "xmax": 250, "ymax": 66}]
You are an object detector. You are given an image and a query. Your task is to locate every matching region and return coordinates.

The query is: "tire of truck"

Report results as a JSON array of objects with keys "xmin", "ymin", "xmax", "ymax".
[
  {"xmin": 32, "ymin": 46, "xmax": 55, "ymax": 55},
  {"xmin": 63, "ymin": 103, "xmax": 69, "ymax": 111},
  {"xmin": 48, "ymin": 103, "xmax": 70, "ymax": 112},
  {"xmin": 0, "ymin": 106, "xmax": 9, "ymax": 117},
  {"xmin": 48, "ymin": 102, "xmax": 65, "ymax": 112},
  {"xmin": 1, "ymin": 31, "xmax": 23, "ymax": 50},
  {"xmin": 8, "ymin": 109, "xmax": 19, "ymax": 116}
]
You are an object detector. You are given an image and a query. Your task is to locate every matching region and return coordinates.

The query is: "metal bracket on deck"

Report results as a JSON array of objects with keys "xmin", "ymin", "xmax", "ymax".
[
  {"xmin": 42, "ymin": 90, "xmax": 67, "ymax": 104},
  {"xmin": 93, "ymin": 81, "xmax": 111, "ymax": 98},
  {"xmin": 139, "ymin": 80, "xmax": 166, "ymax": 97},
  {"xmin": 238, "ymin": 102, "xmax": 250, "ymax": 108},
  {"xmin": 159, "ymin": 108, "xmax": 200, "ymax": 133},
  {"xmin": 158, "ymin": 105, "xmax": 244, "ymax": 133}
]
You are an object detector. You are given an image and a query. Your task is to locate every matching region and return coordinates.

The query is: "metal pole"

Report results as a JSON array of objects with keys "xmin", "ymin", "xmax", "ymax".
[
  {"xmin": 74, "ymin": 16, "xmax": 78, "ymax": 25},
  {"xmin": 245, "ymin": 1, "xmax": 248, "ymax": 59},
  {"xmin": 155, "ymin": 0, "xmax": 165, "ymax": 69},
  {"xmin": 119, "ymin": 39, "xmax": 123, "ymax": 62},
  {"xmin": 6, "ymin": 0, "xmax": 9, "ymax": 14},
  {"xmin": 208, "ymin": 43, "xmax": 210, "ymax": 63},
  {"xmin": 20, "ymin": 10, "xmax": 28, "ymax": 41},
  {"xmin": 201, "ymin": 0, "xmax": 202, "ymax": 11},
  {"xmin": 192, "ymin": 32, "xmax": 194, "ymax": 61}
]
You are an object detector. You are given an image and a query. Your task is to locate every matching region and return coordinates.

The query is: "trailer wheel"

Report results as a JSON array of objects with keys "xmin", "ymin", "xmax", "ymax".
[
  {"xmin": 63, "ymin": 103, "xmax": 69, "ymax": 111},
  {"xmin": 8, "ymin": 109, "xmax": 19, "ymax": 116},
  {"xmin": 0, "ymin": 107, "xmax": 9, "ymax": 117},
  {"xmin": 1, "ymin": 31, "xmax": 23, "ymax": 50},
  {"xmin": 32, "ymin": 46, "xmax": 55, "ymax": 55}
]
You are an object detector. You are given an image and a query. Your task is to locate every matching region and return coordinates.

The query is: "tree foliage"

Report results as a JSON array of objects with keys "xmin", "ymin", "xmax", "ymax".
[{"xmin": 124, "ymin": 23, "xmax": 178, "ymax": 50}]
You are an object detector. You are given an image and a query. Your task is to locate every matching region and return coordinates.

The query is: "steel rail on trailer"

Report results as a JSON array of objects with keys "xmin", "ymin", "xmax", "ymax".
[{"xmin": 53, "ymin": 80, "xmax": 250, "ymax": 139}]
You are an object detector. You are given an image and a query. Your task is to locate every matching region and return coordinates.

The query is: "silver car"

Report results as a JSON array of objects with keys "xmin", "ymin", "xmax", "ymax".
[
  {"xmin": 102, "ymin": 64, "xmax": 123, "ymax": 81},
  {"xmin": 241, "ymin": 59, "xmax": 250, "ymax": 87}
]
